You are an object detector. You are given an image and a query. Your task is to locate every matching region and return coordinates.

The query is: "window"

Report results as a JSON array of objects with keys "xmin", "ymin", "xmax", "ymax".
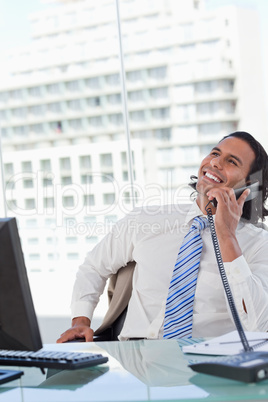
[
  {"xmin": 12, "ymin": 108, "xmax": 27, "ymax": 118},
  {"xmin": 28, "ymin": 238, "xmax": 39, "ymax": 245},
  {"xmin": 23, "ymin": 179, "xmax": 34, "ymax": 189},
  {"xmin": 67, "ymin": 252, "xmax": 79, "ymax": 260},
  {"xmin": 151, "ymin": 107, "xmax": 169, "ymax": 120},
  {"xmin": 104, "ymin": 215, "xmax": 117, "ymax": 224},
  {"xmin": 66, "ymin": 237, "xmax": 78, "ymax": 244},
  {"xmin": 14, "ymin": 126, "xmax": 27, "ymax": 136},
  {"xmin": 10, "ymin": 89, "xmax": 23, "ymax": 100},
  {"xmin": 4, "ymin": 163, "xmax": 14, "ymax": 176},
  {"xmin": 128, "ymin": 90, "xmax": 144, "ymax": 102},
  {"xmin": 28, "ymin": 86, "xmax": 42, "ymax": 97},
  {"xmin": 130, "ymin": 110, "xmax": 146, "ymax": 122},
  {"xmin": 50, "ymin": 121, "xmax": 62, "ymax": 132},
  {"xmin": 40, "ymin": 159, "xmax": 52, "ymax": 171},
  {"xmin": 103, "ymin": 193, "xmax": 115, "ymax": 205},
  {"xmin": 45, "ymin": 218, "xmax": 56, "ymax": 227},
  {"xmin": 223, "ymin": 79, "xmax": 234, "ymax": 93},
  {"xmin": 87, "ymin": 97, "xmax": 101, "ymax": 107},
  {"xmin": 80, "ymin": 155, "xmax": 92, "ymax": 169},
  {"xmin": 107, "ymin": 93, "xmax": 121, "ymax": 104},
  {"xmin": 84, "ymin": 194, "xmax": 95, "ymax": 206},
  {"xmin": 148, "ymin": 66, "xmax": 167, "ymax": 79},
  {"xmin": 47, "ymin": 102, "xmax": 62, "ymax": 113},
  {"xmin": 0, "ymin": 91, "xmax": 8, "ymax": 103},
  {"xmin": 126, "ymin": 70, "xmax": 143, "ymax": 82},
  {"xmin": 43, "ymin": 178, "xmax": 53, "ymax": 187},
  {"xmin": 155, "ymin": 128, "xmax": 171, "ymax": 140},
  {"xmin": 149, "ymin": 87, "xmax": 168, "ymax": 99},
  {"xmin": 109, "ymin": 113, "xmax": 123, "ymax": 126},
  {"xmin": 105, "ymin": 73, "xmax": 120, "ymax": 86},
  {"xmin": 29, "ymin": 253, "xmax": 40, "ymax": 260},
  {"xmin": 46, "ymin": 237, "xmax": 54, "ymax": 245},
  {"xmin": 63, "ymin": 196, "xmax": 74, "ymax": 207},
  {"xmin": 81, "ymin": 174, "xmax": 93, "ymax": 184},
  {"xmin": 29, "ymin": 124, "xmax": 44, "ymax": 134},
  {"xmin": 60, "ymin": 157, "xmax": 71, "ymax": 170},
  {"xmin": 123, "ymin": 171, "xmax": 128, "ymax": 181},
  {"xmin": 0, "ymin": 110, "xmax": 6, "ymax": 120},
  {"xmin": 21, "ymin": 161, "xmax": 32, "ymax": 171},
  {"xmin": 44, "ymin": 197, "xmax": 54, "ymax": 208},
  {"xmin": 61, "ymin": 176, "xmax": 72, "ymax": 185},
  {"xmin": 101, "ymin": 172, "xmax": 114, "ymax": 182},
  {"xmin": 25, "ymin": 198, "xmax": 36, "ymax": 209},
  {"xmin": 7, "ymin": 199, "xmax": 17, "ymax": 210},
  {"xmin": 89, "ymin": 116, "xmax": 103, "ymax": 127},
  {"xmin": 100, "ymin": 153, "xmax": 113, "ymax": 167},
  {"xmin": 6, "ymin": 180, "xmax": 15, "ymax": 190},
  {"xmin": 46, "ymin": 83, "xmax": 61, "ymax": 94},
  {"xmin": 85, "ymin": 77, "xmax": 101, "ymax": 89},
  {"xmin": 66, "ymin": 80, "xmax": 80, "ymax": 92},
  {"xmin": 68, "ymin": 119, "xmax": 83, "ymax": 130},
  {"xmin": 26, "ymin": 219, "xmax": 37, "ymax": 228}
]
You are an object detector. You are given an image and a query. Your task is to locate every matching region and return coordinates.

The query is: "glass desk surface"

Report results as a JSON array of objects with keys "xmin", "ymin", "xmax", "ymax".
[{"xmin": 0, "ymin": 339, "xmax": 268, "ymax": 402}]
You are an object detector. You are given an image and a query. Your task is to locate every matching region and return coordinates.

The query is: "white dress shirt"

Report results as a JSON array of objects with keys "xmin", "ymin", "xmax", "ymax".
[{"xmin": 71, "ymin": 201, "xmax": 268, "ymax": 339}]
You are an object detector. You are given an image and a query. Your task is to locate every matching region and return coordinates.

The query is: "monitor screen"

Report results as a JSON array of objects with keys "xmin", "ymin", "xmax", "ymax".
[{"xmin": 0, "ymin": 217, "xmax": 42, "ymax": 351}]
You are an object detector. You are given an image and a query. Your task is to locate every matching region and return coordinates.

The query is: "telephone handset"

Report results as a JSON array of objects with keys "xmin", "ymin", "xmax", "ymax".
[{"xmin": 211, "ymin": 181, "xmax": 259, "ymax": 208}]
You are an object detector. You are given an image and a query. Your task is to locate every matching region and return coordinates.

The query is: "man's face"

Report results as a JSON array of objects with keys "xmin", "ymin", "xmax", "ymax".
[{"xmin": 196, "ymin": 137, "xmax": 256, "ymax": 197}]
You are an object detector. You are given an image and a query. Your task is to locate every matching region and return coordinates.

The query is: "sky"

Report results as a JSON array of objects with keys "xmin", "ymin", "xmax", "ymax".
[
  {"xmin": 0, "ymin": 0, "xmax": 268, "ymax": 50},
  {"xmin": 0, "ymin": 0, "xmax": 268, "ymax": 104}
]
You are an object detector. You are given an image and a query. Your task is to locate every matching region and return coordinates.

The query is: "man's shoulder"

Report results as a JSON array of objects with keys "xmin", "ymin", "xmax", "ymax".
[{"xmin": 239, "ymin": 220, "xmax": 268, "ymax": 239}]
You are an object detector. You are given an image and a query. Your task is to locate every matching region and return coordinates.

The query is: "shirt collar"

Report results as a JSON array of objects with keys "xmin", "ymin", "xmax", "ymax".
[
  {"xmin": 185, "ymin": 199, "xmax": 245, "ymax": 230},
  {"xmin": 184, "ymin": 200, "xmax": 206, "ymax": 225}
]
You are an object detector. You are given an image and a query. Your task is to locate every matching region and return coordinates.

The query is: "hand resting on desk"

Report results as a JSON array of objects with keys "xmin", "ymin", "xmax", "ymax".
[{"xmin": 56, "ymin": 316, "xmax": 94, "ymax": 343}]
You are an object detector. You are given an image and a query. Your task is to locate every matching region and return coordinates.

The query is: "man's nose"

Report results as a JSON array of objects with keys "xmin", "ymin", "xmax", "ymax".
[{"xmin": 210, "ymin": 156, "xmax": 222, "ymax": 169}]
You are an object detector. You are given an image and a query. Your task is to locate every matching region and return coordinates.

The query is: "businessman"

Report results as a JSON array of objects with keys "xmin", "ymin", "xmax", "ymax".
[{"xmin": 57, "ymin": 131, "xmax": 268, "ymax": 342}]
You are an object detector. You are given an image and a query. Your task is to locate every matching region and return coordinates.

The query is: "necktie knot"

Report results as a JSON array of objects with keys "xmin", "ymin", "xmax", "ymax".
[{"xmin": 191, "ymin": 216, "xmax": 208, "ymax": 232}]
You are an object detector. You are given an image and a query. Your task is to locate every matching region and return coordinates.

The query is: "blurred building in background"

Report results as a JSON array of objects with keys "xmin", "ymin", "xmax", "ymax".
[{"xmin": 0, "ymin": 0, "xmax": 267, "ymax": 323}]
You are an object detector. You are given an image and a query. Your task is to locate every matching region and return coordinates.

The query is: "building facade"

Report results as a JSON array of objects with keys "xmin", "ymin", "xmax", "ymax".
[{"xmin": 0, "ymin": 0, "xmax": 267, "ymax": 277}]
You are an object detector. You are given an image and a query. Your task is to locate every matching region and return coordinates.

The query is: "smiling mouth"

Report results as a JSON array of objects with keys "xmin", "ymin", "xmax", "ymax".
[{"xmin": 204, "ymin": 172, "xmax": 223, "ymax": 183}]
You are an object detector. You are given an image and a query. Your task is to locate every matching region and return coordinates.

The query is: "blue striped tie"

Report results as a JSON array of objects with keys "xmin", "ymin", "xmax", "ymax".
[{"xmin": 163, "ymin": 216, "xmax": 208, "ymax": 339}]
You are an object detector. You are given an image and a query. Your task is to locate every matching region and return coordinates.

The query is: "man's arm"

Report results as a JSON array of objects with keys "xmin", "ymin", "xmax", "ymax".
[
  {"xmin": 207, "ymin": 187, "xmax": 268, "ymax": 329},
  {"xmin": 57, "ymin": 316, "xmax": 94, "ymax": 343},
  {"xmin": 56, "ymin": 211, "xmax": 137, "ymax": 343}
]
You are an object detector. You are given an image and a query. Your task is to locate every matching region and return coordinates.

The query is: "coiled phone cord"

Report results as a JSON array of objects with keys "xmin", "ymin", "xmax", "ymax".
[{"xmin": 205, "ymin": 201, "xmax": 253, "ymax": 353}]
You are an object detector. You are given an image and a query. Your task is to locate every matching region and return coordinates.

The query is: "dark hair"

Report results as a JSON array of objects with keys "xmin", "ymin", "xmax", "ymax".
[{"xmin": 190, "ymin": 131, "xmax": 268, "ymax": 223}]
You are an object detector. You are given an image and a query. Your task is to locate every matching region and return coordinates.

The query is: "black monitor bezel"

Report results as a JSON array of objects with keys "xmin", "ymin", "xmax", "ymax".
[{"xmin": 0, "ymin": 217, "xmax": 42, "ymax": 351}]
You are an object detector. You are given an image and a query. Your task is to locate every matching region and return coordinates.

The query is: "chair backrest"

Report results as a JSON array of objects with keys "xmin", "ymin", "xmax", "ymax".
[{"xmin": 94, "ymin": 261, "xmax": 135, "ymax": 341}]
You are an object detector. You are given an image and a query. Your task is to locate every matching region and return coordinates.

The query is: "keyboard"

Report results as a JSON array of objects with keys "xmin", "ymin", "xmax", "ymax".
[
  {"xmin": 189, "ymin": 351, "xmax": 268, "ymax": 383},
  {"xmin": 0, "ymin": 349, "xmax": 108, "ymax": 371}
]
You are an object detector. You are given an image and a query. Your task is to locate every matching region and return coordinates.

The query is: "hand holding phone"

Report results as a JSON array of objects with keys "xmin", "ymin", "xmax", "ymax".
[{"xmin": 210, "ymin": 181, "xmax": 259, "ymax": 208}]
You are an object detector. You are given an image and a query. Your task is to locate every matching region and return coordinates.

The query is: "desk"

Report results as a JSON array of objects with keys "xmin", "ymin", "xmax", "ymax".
[{"xmin": 0, "ymin": 339, "xmax": 268, "ymax": 401}]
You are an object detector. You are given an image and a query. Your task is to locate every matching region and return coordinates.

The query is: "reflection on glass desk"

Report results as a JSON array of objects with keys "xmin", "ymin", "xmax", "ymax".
[{"xmin": 0, "ymin": 339, "xmax": 268, "ymax": 401}]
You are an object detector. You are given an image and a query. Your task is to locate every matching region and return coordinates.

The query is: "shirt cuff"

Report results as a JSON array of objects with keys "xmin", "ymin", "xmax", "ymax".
[
  {"xmin": 224, "ymin": 255, "xmax": 252, "ymax": 284},
  {"xmin": 71, "ymin": 301, "xmax": 94, "ymax": 321}
]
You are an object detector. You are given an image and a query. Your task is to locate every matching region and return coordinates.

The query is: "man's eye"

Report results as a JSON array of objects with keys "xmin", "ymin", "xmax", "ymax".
[{"xmin": 229, "ymin": 159, "xmax": 237, "ymax": 166}]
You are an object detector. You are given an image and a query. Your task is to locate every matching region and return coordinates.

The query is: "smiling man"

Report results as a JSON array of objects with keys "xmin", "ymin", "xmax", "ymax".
[{"xmin": 58, "ymin": 131, "xmax": 268, "ymax": 343}]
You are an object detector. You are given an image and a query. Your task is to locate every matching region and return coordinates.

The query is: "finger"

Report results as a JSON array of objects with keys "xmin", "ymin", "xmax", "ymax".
[
  {"xmin": 84, "ymin": 329, "xmax": 94, "ymax": 342},
  {"xmin": 236, "ymin": 188, "xmax": 250, "ymax": 206},
  {"xmin": 57, "ymin": 327, "xmax": 84, "ymax": 343},
  {"xmin": 56, "ymin": 331, "xmax": 76, "ymax": 343}
]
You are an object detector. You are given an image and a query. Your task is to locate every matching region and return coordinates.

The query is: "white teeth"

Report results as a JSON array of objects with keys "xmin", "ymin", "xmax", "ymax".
[{"xmin": 205, "ymin": 172, "xmax": 221, "ymax": 183}]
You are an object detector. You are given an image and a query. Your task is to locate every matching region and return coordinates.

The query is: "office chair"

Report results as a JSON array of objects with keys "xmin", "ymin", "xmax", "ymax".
[{"xmin": 93, "ymin": 261, "xmax": 135, "ymax": 341}]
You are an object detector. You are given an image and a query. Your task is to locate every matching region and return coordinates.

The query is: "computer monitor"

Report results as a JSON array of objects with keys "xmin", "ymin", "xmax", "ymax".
[{"xmin": 0, "ymin": 217, "xmax": 43, "ymax": 351}]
